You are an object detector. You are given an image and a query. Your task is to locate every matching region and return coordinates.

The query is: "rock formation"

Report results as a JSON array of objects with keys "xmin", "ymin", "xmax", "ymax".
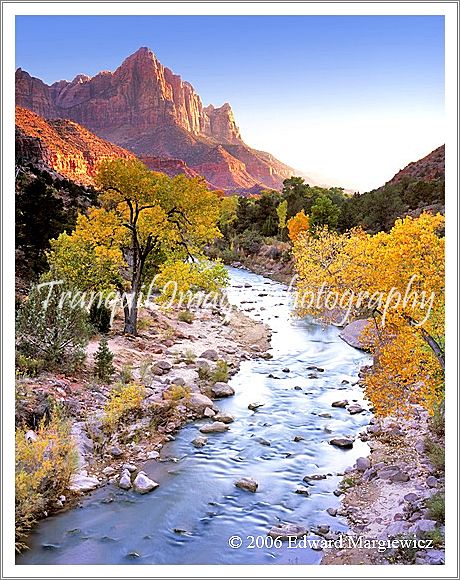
[{"xmin": 16, "ymin": 47, "xmax": 295, "ymax": 191}]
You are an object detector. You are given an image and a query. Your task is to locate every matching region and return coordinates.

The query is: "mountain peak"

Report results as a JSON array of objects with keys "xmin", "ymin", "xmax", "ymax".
[{"xmin": 15, "ymin": 48, "xmax": 295, "ymax": 191}]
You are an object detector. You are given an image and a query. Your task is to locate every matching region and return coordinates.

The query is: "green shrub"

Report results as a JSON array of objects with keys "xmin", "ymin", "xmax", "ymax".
[
  {"xmin": 211, "ymin": 360, "xmax": 229, "ymax": 383},
  {"xmin": 178, "ymin": 310, "xmax": 194, "ymax": 324},
  {"xmin": 16, "ymin": 282, "xmax": 91, "ymax": 371},
  {"xmin": 15, "ymin": 409, "xmax": 78, "ymax": 551},
  {"xmin": 15, "ymin": 354, "xmax": 45, "ymax": 377},
  {"xmin": 89, "ymin": 302, "xmax": 112, "ymax": 334},
  {"xmin": 119, "ymin": 363, "xmax": 133, "ymax": 385},
  {"xmin": 93, "ymin": 337, "xmax": 115, "ymax": 383},
  {"xmin": 422, "ymin": 528, "xmax": 444, "ymax": 548},
  {"xmin": 425, "ymin": 438, "xmax": 445, "ymax": 473},
  {"xmin": 425, "ymin": 491, "xmax": 445, "ymax": 524}
]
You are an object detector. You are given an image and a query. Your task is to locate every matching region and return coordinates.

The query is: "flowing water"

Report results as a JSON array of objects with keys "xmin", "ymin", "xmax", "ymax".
[{"xmin": 18, "ymin": 267, "xmax": 372, "ymax": 565}]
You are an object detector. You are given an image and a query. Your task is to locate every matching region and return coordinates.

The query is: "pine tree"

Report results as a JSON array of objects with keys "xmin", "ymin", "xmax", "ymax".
[{"xmin": 94, "ymin": 337, "xmax": 115, "ymax": 383}]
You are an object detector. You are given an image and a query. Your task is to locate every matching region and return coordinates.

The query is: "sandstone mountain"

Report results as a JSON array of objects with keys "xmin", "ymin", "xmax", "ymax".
[
  {"xmin": 386, "ymin": 145, "xmax": 445, "ymax": 186},
  {"xmin": 16, "ymin": 47, "xmax": 295, "ymax": 191},
  {"xmin": 15, "ymin": 106, "xmax": 134, "ymax": 185}
]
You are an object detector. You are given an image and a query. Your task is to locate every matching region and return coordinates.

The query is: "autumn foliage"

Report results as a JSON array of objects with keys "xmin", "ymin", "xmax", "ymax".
[
  {"xmin": 287, "ymin": 210, "xmax": 310, "ymax": 242},
  {"xmin": 291, "ymin": 212, "xmax": 445, "ymax": 415}
]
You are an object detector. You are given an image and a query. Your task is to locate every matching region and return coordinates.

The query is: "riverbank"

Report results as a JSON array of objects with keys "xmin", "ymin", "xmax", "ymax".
[
  {"xmin": 16, "ymin": 298, "xmax": 272, "ymax": 530},
  {"xmin": 321, "ymin": 408, "xmax": 445, "ymax": 565}
]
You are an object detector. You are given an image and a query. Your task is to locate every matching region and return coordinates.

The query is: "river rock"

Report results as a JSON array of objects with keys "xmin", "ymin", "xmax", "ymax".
[
  {"xmin": 109, "ymin": 445, "xmax": 123, "ymax": 458},
  {"xmin": 102, "ymin": 466, "xmax": 116, "ymax": 476},
  {"xmin": 426, "ymin": 475, "xmax": 438, "ymax": 488},
  {"xmin": 186, "ymin": 393, "xmax": 215, "ymax": 415},
  {"xmin": 303, "ymin": 474, "xmax": 327, "ymax": 482},
  {"xmin": 132, "ymin": 471, "xmax": 159, "ymax": 494},
  {"xmin": 118, "ymin": 470, "xmax": 132, "ymax": 490},
  {"xmin": 171, "ymin": 377, "xmax": 185, "ymax": 386},
  {"xmin": 251, "ymin": 436, "xmax": 269, "ymax": 447},
  {"xmin": 295, "ymin": 487, "xmax": 311, "ymax": 496},
  {"xmin": 146, "ymin": 450, "xmax": 160, "ymax": 460},
  {"xmin": 410, "ymin": 519, "xmax": 437, "ymax": 536},
  {"xmin": 199, "ymin": 421, "xmax": 229, "ymax": 433},
  {"xmin": 268, "ymin": 523, "xmax": 307, "ymax": 540},
  {"xmin": 214, "ymin": 413, "xmax": 234, "ymax": 424},
  {"xmin": 331, "ymin": 400, "xmax": 348, "ymax": 408},
  {"xmin": 326, "ymin": 507, "xmax": 338, "ymax": 517},
  {"xmin": 356, "ymin": 457, "xmax": 371, "ymax": 471},
  {"xmin": 339, "ymin": 319, "xmax": 374, "ymax": 349},
  {"xmin": 211, "ymin": 382, "xmax": 235, "ymax": 398},
  {"xmin": 347, "ymin": 404, "xmax": 364, "ymax": 415},
  {"xmin": 192, "ymin": 436, "xmax": 208, "ymax": 448},
  {"xmin": 204, "ymin": 407, "xmax": 216, "ymax": 417},
  {"xmin": 200, "ymin": 349, "xmax": 219, "ymax": 361},
  {"xmin": 195, "ymin": 359, "xmax": 211, "ymax": 371},
  {"xmin": 235, "ymin": 477, "xmax": 258, "ymax": 493},
  {"xmin": 69, "ymin": 473, "xmax": 100, "ymax": 492},
  {"xmin": 293, "ymin": 435, "xmax": 304, "ymax": 442},
  {"xmin": 122, "ymin": 463, "xmax": 137, "ymax": 473},
  {"xmin": 248, "ymin": 402, "xmax": 264, "ymax": 411},
  {"xmin": 329, "ymin": 437, "xmax": 354, "ymax": 449},
  {"xmin": 318, "ymin": 412, "xmax": 332, "ymax": 418}
]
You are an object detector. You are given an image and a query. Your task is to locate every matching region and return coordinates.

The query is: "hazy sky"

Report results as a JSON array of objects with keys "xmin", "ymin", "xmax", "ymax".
[{"xmin": 16, "ymin": 15, "xmax": 444, "ymax": 191}]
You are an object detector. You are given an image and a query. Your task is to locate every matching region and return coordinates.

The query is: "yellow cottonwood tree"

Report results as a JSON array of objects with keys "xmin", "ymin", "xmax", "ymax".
[
  {"xmin": 48, "ymin": 158, "xmax": 222, "ymax": 334},
  {"xmin": 292, "ymin": 213, "xmax": 445, "ymax": 415}
]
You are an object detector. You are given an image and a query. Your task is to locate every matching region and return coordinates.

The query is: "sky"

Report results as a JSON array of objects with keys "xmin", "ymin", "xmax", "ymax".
[{"xmin": 16, "ymin": 15, "xmax": 445, "ymax": 192}]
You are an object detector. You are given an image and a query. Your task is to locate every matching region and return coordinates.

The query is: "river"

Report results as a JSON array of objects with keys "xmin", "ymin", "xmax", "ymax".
[{"xmin": 17, "ymin": 266, "xmax": 372, "ymax": 565}]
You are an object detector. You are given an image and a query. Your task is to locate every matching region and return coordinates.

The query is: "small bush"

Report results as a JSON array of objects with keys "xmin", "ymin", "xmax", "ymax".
[
  {"xmin": 183, "ymin": 349, "xmax": 196, "ymax": 364},
  {"xmin": 425, "ymin": 438, "xmax": 445, "ymax": 473},
  {"xmin": 119, "ymin": 363, "xmax": 133, "ymax": 385},
  {"xmin": 136, "ymin": 317, "xmax": 151, "ymax": 331},
  {"xmin": 93, "ymin": 337, "xmax": 115, "ymax": 383},
  {"xmin": 430, "ymin": 401, "xmax": 445, "ymax": 437},
  {"xmin": 15, "ymin": 409, "xmax": 77, "ymax": 551},
  {"xmin": 211, "ymin": 360, "xmax": 229, "ymax": 383},
  {"xmin": 164, "ymin": 384, "xmax": 191, "ymax": 401},
  {"xmin": 425, "ymin": 491, "xmax": 445, "ymax": 524},
  {"xmin": 103, "ymin": 383, "xmax": 145, "ymax": 431},
  {"xmin": 89, "ymin": 302, "xmax": 111, "ymax": 334},
  {"xmin": 15, "ymin": 353, "xmax": 45, "ymax": 377},
  {"xmin": 16, "ymin": 282, "xmax": 91, "ymax": 371},
  {"xmin": 198, "ymin": 365, "xmax": 211, "ymax": 381},
  {"xmin": 422, "ymin": 528, "xmax": 444, "ymax": 548},
  {"xmin": 139, "ymin": 358, "xmax": 154, "ymax": 385},
  {"xmin": 178, "ymin": 310, "xmax": 194, "ymax": 324}
]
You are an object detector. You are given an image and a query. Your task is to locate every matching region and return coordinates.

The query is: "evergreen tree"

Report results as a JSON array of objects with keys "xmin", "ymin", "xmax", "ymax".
[{"xmin": 94, "ymin": 337, "xmax": 115, "ymax": 383}]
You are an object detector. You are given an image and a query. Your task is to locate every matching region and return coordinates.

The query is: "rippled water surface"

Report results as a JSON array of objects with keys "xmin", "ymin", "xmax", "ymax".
[{"xmin": 18, "ymin": 267, "xmax": 372, "ymax": 565}]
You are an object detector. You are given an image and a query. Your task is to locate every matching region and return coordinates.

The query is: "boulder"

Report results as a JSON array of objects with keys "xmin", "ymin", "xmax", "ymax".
[
  {"xmin": 200, "ymin": 349, "xmax": 219, "ymax": 361},
  {"xmin": 118, "ymin": 470, "xmax": 132, "ymax": 490},
  {"xmin": 329, "ymin": 438, "xmax": 354, "ymax": 449},
  {"xmin": 146, "ymin": 450, "xmax": 160, "ymax": 460},
  {"xmin": 295, "ymin": 487, "xmax": 311, "ymax": 496},
  {"xmin": 211, "ymin": 382, "xmax": 235, "ymax": 398},
  {"xmin": 235, "ymin": 477, "xmax": 258, "ymax": 493},
  {"xmin": 108, "ymin": 445, "xmax": 123, "ymax": 458},
  {"xmin": 122, "ymin": 463, "xmax": 137, "ymax": 473},
  {"xmin": 199, "ymin": 421, "xmax": 229, "ymax": 433},
  {"xmin": 248, "ymin": 402, "xmax": 264, "ymax": 411},
  {"xmin": 153, "ymin": 360, "xmax": 172, "ymax": 375},
  {"xmin": 268, "ymin": 523, "xmax": 307, "ymax": 540},
  {"xmin": 356, "ymin": 457, "xmax": 371, "ymax": 471},
  {"xmin": 192, "ymin": 436, "xmax": 208, "ymax": 448},
  {"xmin": 186, "ymin": 393, "xmax": 215, "ymax": 415},
  {"xmin": 254, "ymin": 436, "xmax": 271, "ymax": 446},
  {"xmin": 214, "ymin": 413, "xmax": 234, "ymax": 424},
  {"xmin": 331, "ymin": 400, "xmax": 348, "ymax": 408},
  {"xmin": 303, "ymin": 474, "xmax": 327, "ymax": 482},
  {"xmin": 426, "ymin": 475, "xmax": 438, "ymax": 488},
  {"xmin": 132, "ymin": 471, "xmax": 159, "ymax": 494},
  {"xmin": 347, "ymin": 404, "xmax": 364, "ymax": 415},
  {"xmin": 339, "ymin": 319, "xmax": 375, "ymax": 350},
  {"xmin": 69, "ymin": 473, "xmax": 100, "ymax": 492}
]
